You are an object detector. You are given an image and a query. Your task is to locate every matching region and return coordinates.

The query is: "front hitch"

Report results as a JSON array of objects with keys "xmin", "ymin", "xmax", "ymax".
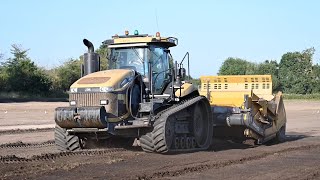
[{"xmin": 55, "ymin": 106, "xmax": 108, "ymax": 128}]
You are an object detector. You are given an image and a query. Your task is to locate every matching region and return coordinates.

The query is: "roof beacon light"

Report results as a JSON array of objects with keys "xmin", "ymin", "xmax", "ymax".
[
  {"xmin": 134, "ymin": 30, "xmax": 139, "ymax": 35},
  {"xmin": 156, "ymin": 32, "xmax": 160, "ymax": 37},
  {"xmin": 125, "ymin": 30, "xmax": 129, "ymax": 36}
]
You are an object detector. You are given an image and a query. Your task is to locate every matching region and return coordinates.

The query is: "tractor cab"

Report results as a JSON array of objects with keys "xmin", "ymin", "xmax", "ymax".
[{"xmin": 104, "ymin": 31, "xmax": 178, "ymax": 94}]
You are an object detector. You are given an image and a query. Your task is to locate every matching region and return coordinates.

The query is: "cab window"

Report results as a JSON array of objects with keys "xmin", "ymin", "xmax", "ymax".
[{"xmin": 149, "ymin": 46, "xmax": 169, "ymax": 94}]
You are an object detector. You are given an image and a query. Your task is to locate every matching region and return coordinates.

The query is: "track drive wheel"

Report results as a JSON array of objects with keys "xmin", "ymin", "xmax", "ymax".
[
  {"xmin": 192, "ymin": 99, "xmax": 213, "ymax": 149},
  {"xmin": 55, "ymin": 125, "xmax": 81, "ymax": 151}
]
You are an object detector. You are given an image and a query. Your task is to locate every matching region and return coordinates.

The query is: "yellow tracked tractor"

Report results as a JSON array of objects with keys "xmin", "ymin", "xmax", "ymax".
[
  {"xmin": 55, "ymin": 31, "xmax": 212, "ymax": 153},
  {"xmin": 54, "ymin": 31, "xmax": 286, "ymax": 154}
]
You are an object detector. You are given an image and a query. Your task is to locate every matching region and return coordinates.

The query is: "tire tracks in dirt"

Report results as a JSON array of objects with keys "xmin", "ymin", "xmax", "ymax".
[
  {"xmin": 0, "ymin": 148, "xmax": 128, "ymax": 163},
  {"xmin": 0, "ymin": 128, "xmax": 53, "ymax": 135},
  {"xmin": 136, "ymin": 144, "xmax": 320, "ymax": 180},
  {"xmin": 0, "ymin": 140, "xmax": 54, "ymax": 149}
]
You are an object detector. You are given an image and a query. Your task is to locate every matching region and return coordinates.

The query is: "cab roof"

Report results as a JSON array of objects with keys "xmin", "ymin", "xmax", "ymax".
[{"xmin": 102, "ymin": 32, "xmax": 178, "ymax": 48}]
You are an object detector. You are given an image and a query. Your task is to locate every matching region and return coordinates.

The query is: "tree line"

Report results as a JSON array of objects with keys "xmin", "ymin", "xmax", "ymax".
[
  {"xmin": 0, "ymin": 44, "xmax": 108, "ymax": 98},
  {"xmin": 0, "ymin": 45, "xmax": 319, "ymax": 98},
  {"xmin": 218, "ymin": 48, "xmax": 320, "ymax": 94}
]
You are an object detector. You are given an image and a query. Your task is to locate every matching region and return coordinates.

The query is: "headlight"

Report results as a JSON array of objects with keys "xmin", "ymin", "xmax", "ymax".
[
  {"xmin": 70, "ymin": 100, "xmax": 76, "ymax": 106},
  {"xmin": 70, "ymin": 87, "xmax": 78, "ymax": 93},
  {"xmin": 100, "ymin": 87, "xmax": 114, "ymax": 92},
  {"xmin": 100, "ymin": 100, "xmax": 109, "ymax": 105},
  {"xmin": 120, "ymin": 76, "xmax": 134, "ymax": 88}
]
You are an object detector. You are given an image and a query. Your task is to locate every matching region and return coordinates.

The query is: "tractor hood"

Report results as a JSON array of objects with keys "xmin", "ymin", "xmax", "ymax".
[{"xmin": 70, "ymin": 69, "xmax": 135, "ymax": 92}]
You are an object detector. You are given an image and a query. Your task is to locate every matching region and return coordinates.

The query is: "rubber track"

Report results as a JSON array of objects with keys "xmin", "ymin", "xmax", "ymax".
[
  {"xmin": 140, "ymin": 132, "xmax": 154, "ymax": 152},
  {"xmin": 0, "ymin": 140, "xmax": 54, "ymax": 149},
  {"xmin": 136, "ymin": 144, "xmax": 320, "ymax": 179},
  {"xmin": 140, "ymin": 96, "xmax": 198, "ymax": 152},
  {"xmin": 153, "ymin": 96, "xmax": 210, "ymax": 153},
  {"xmin": 0, "ymin": 148, "xmax": 127, "ymax": 164},
  {"xmin": 55, "ymin": 125, "xmax": 81, "ymax": 151},
  {"xmin": 151, "ymin": 96, "xmax": 202, "ymax": 123}
]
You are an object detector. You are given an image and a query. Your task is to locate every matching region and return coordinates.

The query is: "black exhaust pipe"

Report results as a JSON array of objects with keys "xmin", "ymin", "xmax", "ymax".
[
  {"xmin": 83, "ymin": 39, "xmax": 94, "ymax": 53},
  {"xmin": 81, "ymin": 39, "xmax": 100, "ymax": 77}
]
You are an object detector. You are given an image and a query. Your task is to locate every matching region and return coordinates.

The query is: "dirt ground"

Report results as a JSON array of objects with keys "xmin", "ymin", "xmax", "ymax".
[{"xmin": 0, "ymin": 100, "xmax": 320, "ymax": 180}]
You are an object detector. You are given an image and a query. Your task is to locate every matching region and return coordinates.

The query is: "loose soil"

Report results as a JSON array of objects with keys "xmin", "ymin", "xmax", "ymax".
[{"xmin": 0, "ymin": 100, "xmax": 319, "ymax": 180}]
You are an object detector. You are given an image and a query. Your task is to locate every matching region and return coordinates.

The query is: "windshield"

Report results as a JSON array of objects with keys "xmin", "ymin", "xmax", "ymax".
[
  {"xmin": 109, "ymin": 48, "xmax": 147, "ymax": 75},
  {"xmin": 109, "ymin": 46, "xmax": 170, "ymax": 94}
]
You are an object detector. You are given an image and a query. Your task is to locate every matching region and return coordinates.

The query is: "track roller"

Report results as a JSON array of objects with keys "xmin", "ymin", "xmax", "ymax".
[
  {"xmin": 174, "ymin": 137, "xmax": 180, "ymax": 149},
  {"xmin": 186, "ymin": 137, "xmax": 192, "ymax": 149},
  {"xmin": 180, "ymin": 137, "xmax": 186, "ymax": 149}
]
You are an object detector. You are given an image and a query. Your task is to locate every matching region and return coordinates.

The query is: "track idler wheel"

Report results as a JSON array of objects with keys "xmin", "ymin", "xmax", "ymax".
[{"xmin": 192, "ymin": 99, "xmax": 213, "ymax": 149}]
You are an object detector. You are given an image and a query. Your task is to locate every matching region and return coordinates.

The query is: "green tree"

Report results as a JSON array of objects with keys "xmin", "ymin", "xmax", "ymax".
[
  {"xmin": 312, "ymin": 64, "xmax": 320, "ymax": 93},
  {"xmin": 96, "ymin": 45, "xmax": 110, "ymax": 70},
  {"xmin": 0, "ymin": 67, "xmax": 7, "ymax": 91},
  {"xmin": 254, "ymin": 60, "xmax": 280, "ymax": 91},
  {"xmin": 2, "ymin": 45, "xmax": 52, "ymax": 94},
  {"xmin": 218, "ymin": 57, "xmax": 255, "ymax": 75},
  {"xmin": 279, "ymin": 48, "xmax": 314, "ymax": 94},
  {"xmin": 190, "ymin": 78, "xmax": 200, "ymax": 88},
  {"xmin": 55, "ymin": 59, "xmax": 81, "ymax": 91},
  {"xmin": 52, "ymin": 43, "xmax": 109, "ymax": 92}
]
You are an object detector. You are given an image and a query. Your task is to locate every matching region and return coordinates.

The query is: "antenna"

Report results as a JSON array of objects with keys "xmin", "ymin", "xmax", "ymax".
[{"xmin": 155, "ymin": 8, "xmax": 159, "ymax": 32}]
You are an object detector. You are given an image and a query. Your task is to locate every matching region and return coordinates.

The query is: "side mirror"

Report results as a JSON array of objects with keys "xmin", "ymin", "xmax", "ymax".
[{"xmin": 179, "ymin": 68, "xmax": 186, "ymax": 80}]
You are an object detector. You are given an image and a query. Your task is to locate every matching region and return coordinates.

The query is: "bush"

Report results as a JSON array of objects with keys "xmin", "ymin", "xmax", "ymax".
[
  {"xmin": 218, "ymin": 57, "xmax": 255, "ymax": 75},
  {"xmin": 54, "ymin": 59, "xmax": 81, "ymax": 91},
  {"xmin": 1, "ymin": 45, "xmax": 52, "ymax": 95}
]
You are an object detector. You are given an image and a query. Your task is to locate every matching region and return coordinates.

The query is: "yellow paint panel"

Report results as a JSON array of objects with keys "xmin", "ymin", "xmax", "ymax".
[
  {"xmin": 199, "ymin": 75, "xmax": 273, "ymax": 107},
  {"xmin": 114, "ymin": 37, "xmax": 154, "ymax": 44},
  {"xmin": 71, "ymin": 69, "xmax": 133, "ymax": 89},
  {"xmin": 199, "ymin": 91, "xmax": 252, "ymax": 107},
  {"xmin": 200, "ymin": 75, "xmax": 272, "ymax": 95},
  {"xmin": 175, "ymin": 83, "xmax": 196, "ymax": 97},
  {"xmin": 110, "ymin": 36, "xmax": 177, "ymax": 47},
  {"xmin": 200, "ymin": 75, "xmax": 272, "ymax": 83}
]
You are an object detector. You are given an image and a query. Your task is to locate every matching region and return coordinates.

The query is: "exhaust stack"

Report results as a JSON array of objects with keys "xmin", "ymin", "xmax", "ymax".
[{"xmin": 82, "ymin": 39, "xmax": 100, "ymax": 77}]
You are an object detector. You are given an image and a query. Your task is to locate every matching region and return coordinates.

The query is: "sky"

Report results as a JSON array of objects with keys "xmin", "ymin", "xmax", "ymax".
[{"xmin": 1, "ymin": 0, "xmax": 320, "ymax": 78}]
